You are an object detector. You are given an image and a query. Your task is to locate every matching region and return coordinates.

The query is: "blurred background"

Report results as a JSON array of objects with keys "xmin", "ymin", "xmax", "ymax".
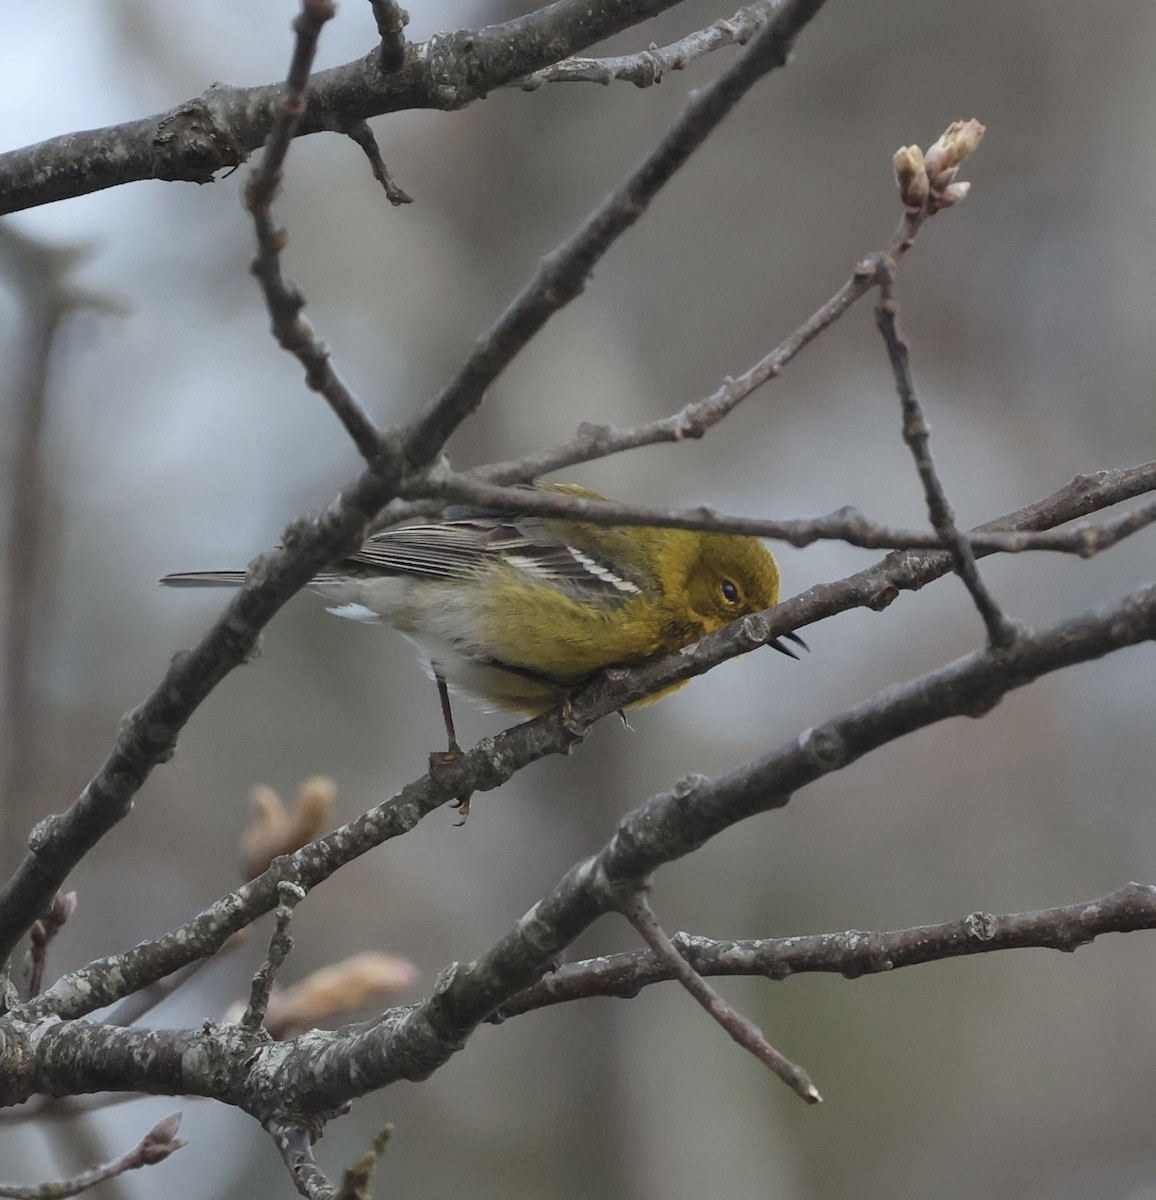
[{"xmin": 2, "ymin": 1, "xmax": 1156, "ymax": 1197}]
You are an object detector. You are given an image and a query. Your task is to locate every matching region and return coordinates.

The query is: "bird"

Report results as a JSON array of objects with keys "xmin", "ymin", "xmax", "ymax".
[{"xmin": 162, "ymin": 482, "xmax": 804, "ymax": 810}]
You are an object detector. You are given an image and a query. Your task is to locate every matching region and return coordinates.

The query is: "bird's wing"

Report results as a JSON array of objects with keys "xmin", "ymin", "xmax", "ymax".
[{"xmin": 338, "ymin": 515, "xmax": 646, "ymax": 599}]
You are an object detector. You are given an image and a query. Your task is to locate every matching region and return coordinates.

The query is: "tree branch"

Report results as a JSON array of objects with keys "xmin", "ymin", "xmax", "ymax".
[
  {"xmin": 242, "ymin": 882, "xmax": 307, "ymax": 1031},
  {"xmin": 0, "ymin": 0, "xmax": 697, "ymax": 216},
  {"xmin": 493, "ymin": 882, "xmax": 1156, "ymax": 1016},
  {"xmin": 516, "ymin": 1, "xmax": 779, "ymax": 88},
  {"xmin": 411, "ymin": 468, "xmax": 1156, "ymax": 557},
  {"xmin": 875, "ymin": 272, "xmax": 1017, "ymax": 647},
  {"xmin": 0, "ymin": 1112, "xmax": 184, "ymax": 1199},
  {"xmin": 270, "ymin": 1124, "xmax": 336, "ymax": 1200},
  {"xmin": 618, "ymin": 888, "xmax": 820, "ymax": 1102},
  {"xmin": 244, "ymin": 0, "xmax": 385, "ymax": 462}
]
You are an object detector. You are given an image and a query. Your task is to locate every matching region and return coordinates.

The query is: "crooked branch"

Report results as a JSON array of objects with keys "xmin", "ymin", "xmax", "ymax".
[{"xmin": 494, "ymin": 882, "xmax": 1156, "ymax": 1016}]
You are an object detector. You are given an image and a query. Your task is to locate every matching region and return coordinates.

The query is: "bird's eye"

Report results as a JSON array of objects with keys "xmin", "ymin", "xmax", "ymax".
[{"xmin": 721, "ymin": 579, "xmax": 741, "ymax": 605}]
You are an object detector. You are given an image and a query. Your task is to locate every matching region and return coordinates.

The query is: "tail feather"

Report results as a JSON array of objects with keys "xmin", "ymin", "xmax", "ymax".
[{"xmin": 159, "ymin": 571, "xmax": 247, "ymax": 587}]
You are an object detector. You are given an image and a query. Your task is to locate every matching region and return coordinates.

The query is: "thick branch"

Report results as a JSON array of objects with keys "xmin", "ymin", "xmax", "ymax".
[{"xmin": 0, "ymin": 0, "xmax": 695, "ymax": 215}]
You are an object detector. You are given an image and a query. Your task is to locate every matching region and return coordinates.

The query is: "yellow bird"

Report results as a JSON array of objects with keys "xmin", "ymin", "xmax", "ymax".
[{"xmin": 162, "ymin": 482, "xmax": 803, "ymax": 770}]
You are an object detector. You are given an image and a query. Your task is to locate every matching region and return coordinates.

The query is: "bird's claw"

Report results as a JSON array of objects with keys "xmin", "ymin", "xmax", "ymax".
[{"xmin": 429, "ymin": 745, "xmax": 473, "ymax": 824}]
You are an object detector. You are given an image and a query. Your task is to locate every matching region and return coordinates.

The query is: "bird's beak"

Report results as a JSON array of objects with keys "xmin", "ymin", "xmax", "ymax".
[{"xmin": 768, "ymin": 630, "xmax": 809, "ymax": 660}]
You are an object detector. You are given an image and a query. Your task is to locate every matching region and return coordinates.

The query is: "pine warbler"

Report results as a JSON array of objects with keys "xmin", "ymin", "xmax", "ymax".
[{"xmin": 162, "ymin": 483, "xmax": 802, "ymax": 747}]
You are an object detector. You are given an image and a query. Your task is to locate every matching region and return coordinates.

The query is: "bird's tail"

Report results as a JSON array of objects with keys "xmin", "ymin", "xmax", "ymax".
[{"xmin": 159, "ymin": 571, "xmax": 247, "ymax": 587}]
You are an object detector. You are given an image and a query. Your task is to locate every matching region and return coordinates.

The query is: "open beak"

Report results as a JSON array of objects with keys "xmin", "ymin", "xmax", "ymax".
[{"xmin": 769, "ymin": 630, "xmax": 809, "ymax": 660}]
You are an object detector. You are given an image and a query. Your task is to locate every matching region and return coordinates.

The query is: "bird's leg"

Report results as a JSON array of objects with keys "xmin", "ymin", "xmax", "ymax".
[
  {"xmin": 435, "ymin": 668, "xmax": 462, "ymax": 757},
  {"xmin": 428, "ymin": 667, "xmax": 473, "ymax": 822}
]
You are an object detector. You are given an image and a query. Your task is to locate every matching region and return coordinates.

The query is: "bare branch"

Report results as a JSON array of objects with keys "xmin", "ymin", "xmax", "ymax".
[
  {"xmin": 0, "ymin": 0, "xmax": 697, "ymax": 216},
  {"xmin": 242, "ymin": 882, "xmax": 308, "ymax": 1031},
  {"xmin": 495, "ymin": 883, "xmax": 1156, "ymax": 1016},
  {"xmin": 366, "ymin": 0, "xmax": 408, "ymax": 73},
  {"xmin": 473, "ymin": 262, "xmax": 877, "ymax": 486},
  {"xmin": 516, "ymin": 1, "xmax": 778, "ymax": 88},
  {"xmin": 342, "ymin": 120, "xmax": 413, "ymax": 205},
  {"xmin": 875, "ymin": 275, "xmax": 1016, "ymax": 647},
  {"xmin": 455, "ymin": 131, "xmax": 958, "ymax": 492},
  {"xmin": 414, "ymin": 469, "xmax": 1156, "ymax": 558},
  {"xmin": 618, "ymin": 889, "xmax": 821, "ymax": 1103},
  {"xmin": 7, "ymin": 578, "xmax": 1154, "ymax": 1115},
  {"xmin": 245, "ymin": 0, "xmax": 385, "ymax": 462},
  {"xmin": 0, "ymin": 1112, "xmax": 184, "ymax": 1199},
  {"xmin": 270, "ymin": 1123, "xmax": 336, "ymax": 1200}
]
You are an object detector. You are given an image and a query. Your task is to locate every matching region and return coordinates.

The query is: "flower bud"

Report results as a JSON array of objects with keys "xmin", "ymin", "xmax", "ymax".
[
  {"xmin": 893, "ymin": 144, "xmax": 929, "ymax": 210},
  {"xmin": 924, "ymin": 119, "xmax": 985, "ymax": 179}
]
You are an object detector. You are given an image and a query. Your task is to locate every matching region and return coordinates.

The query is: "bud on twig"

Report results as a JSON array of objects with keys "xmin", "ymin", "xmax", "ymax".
[{"xmin": 893, "ymin": 119, "xmax": 985, "ymax": 215}]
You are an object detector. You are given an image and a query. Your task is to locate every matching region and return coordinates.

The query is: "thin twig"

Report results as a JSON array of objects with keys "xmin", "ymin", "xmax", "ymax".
[
  {"xmin": 435, "ymin": 186, "xmax": 923, "ymax": 491},
  {"xmin": 516, "ymin": 1, "xmax": 779, "ymax": 88},
  {"xmin": 243, "ymin": 882, "xmax": 307, "ymax": 1030},
  {"xmin": 342, "ymin": 119, "xmax": 413, "ymax": 204},
  {"xmin": 495, "ymin": 882, "xmax": 1156, "ymax": 1016},
  {"xmin": 270, "ymin": 1123, "xmax": 336, "ymax": 1200},
  {"xmin": 0, "ymin": 1112, "xmax": 184, "ymax": 1199},
  {"xmin": 875, "ymin": 270, "xmax": 1017, "ymax": 648},
  {"xmin": 245, "ymin": 0, "xmax": 385, "ymax": 462},
  {"xmin": 404, "ymin": 0, "xmax": 830, "ymax": 469},
  {"xmin": 618, "ymin": 889, "xmax": 821, "ymax": 1103},
  {"xmin": 366, "ymin": 0, "xmax": 408, "ymax": 72},
  {"xmin": 413, "ymin": 469, "xmax": 1156, "ymax": 558}
]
